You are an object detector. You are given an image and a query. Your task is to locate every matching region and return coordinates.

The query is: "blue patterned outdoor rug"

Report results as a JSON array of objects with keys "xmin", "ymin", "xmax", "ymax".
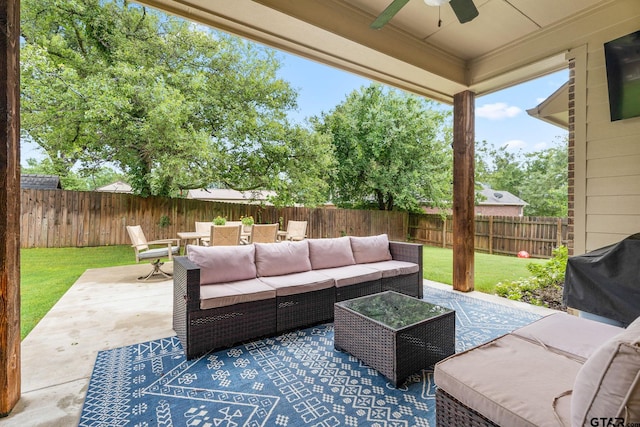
[{"xmin": 79, "ymin": 286, "xmax": 542, "ymax": 427}]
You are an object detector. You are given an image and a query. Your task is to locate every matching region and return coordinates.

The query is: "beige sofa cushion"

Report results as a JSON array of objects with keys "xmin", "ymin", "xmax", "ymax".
[
  {"xmin": 572, "ymin": 316, "xmax": 640, "ymax": 426},
  {"xmin": 200, "ymin": 278, "xmax": 276, "ymax": 310},
  {"xmin": 359, "ymin": 260, "xmax": 419, "ymax": 278},
  {"xmin": 434, "ymin": 333, "xmax": 581, "ymax": 427},
  {"xmin": 512, "ymin": 312, "xmax": 623, "ymax": 361},
  {"xmin": 258, "ymin": 271, "xmax": 335, "ymax": 296},
  {"xmin": 316, "ymin": 265, "xmax": 382, "ymax": 288},
  {"xmin": 307, "ymin": 236, "xmax": 355, "ymax": 269},
  {"xmin": 350, "ymin": 234, "xmax": 392, "ymax": 264},
  {"xmin": 254, "ymin": 240, "xmax": 311, "ymax": 277},
  {"xmin": 187, "ymin": 244, "xmax": 256, "ymax": 285}
]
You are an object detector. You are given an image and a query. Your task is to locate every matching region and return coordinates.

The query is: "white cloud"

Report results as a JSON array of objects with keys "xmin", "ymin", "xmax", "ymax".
[
  {"xmin": 535, "ymin": 97, "xmax": 547, "ymax": 104},
  {"xmin": 476, "ymin": 102, "xmax": 522, "ymax": 120},
  {"xmin": 502, "ymin": 140, "xmax": 526, "ymax": 150},
  {"xmin": 533, "ymin": 142, "xmax": 548, "ymax": 151}
]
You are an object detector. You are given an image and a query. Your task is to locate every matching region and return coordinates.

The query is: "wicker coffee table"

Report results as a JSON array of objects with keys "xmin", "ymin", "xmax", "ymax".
[{"xmin": 334, "ymin": 291, "xmax": 455, "ymax": 386}]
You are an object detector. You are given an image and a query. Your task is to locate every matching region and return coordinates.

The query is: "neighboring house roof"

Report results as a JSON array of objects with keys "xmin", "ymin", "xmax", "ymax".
[
  {"xmin": 95, "ymin": 181, "xmax": 133, "ymax": 193},
  {"xmin": 477, "ymin": 184, "xmax": 527, "ymax": 206},
  {"xmin": 187, "ymin": 189, "xmax": 276, "ymax": 205},
  {"xmin": 20, "ymin": 174, "xmax": 61, "ymax": 190}
]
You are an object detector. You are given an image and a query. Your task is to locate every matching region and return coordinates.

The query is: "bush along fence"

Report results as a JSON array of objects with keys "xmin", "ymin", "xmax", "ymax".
[{"xmin": 20, "ymin": 189, "xmax": 567, "ymax": 258}]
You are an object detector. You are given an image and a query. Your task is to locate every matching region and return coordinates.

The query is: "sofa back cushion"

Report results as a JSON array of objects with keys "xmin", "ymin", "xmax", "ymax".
[
  {"xmin": 571, "ymin": 315, "xmax": 640, "ymax": 425},
  {"xmin": 255, "ymin": 240, "xmax": 311, "ymax": 277},
  {"xmin": 350, "ymin": 234, "xmax": 392, "ymax": 264},
  {"xmin": 187, "ymin": 244, "xmax": 256, "ymax": 285},
  {"xmin": 307, "ymin": 236, "xmax": 356, "ymax": 269}
]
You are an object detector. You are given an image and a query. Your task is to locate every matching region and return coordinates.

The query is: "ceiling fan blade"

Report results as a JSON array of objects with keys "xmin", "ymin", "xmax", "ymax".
[
  {"xmin": 370, "ymin": 0, "xmax": 411, "ymax": 29},
  {"xmin": 449, "ymin": 0, "xmax": 479, "ymax": 24}
]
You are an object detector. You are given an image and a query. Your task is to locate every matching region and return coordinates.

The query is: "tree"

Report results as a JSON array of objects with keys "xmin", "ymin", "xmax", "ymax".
[
  {"xmin": 314, "ymin": 84, "xmax": 452, "ymax": 212},
  {"xmin": 21, "ymin": 158, "xmax": 125, "ymax": 191},
  {"xmin": 519, "ymin": 140, "xmax": 568, "ymax": 216},
  {"xmin": 475, "ymin": 138, "xmax": 568, "ymax": 217},
  {"xmin": 475, "ymin": 140, "xmax": 525, "ymax": 197},
  {"xmin": 20, "ymin": 0, "xmax": 331, "ymax": 204}
]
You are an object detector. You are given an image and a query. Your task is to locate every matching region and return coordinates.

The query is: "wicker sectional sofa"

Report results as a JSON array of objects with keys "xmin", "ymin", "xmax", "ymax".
[
  {"xmin": 434, "ymin": 312, "xmax": 640, "ymax": 426},
  {"xmin": 173, "ymin": 234, "xmax": 423, "ymax": 359}
]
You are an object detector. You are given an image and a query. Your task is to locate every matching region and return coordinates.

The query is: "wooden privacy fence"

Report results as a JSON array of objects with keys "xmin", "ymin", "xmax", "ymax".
[
  {"xmin": 20, "ymin": 189, "xmax": 567, "ymax": 258},
  {"xmin": 408, "ymin": 214, "xmax": 568, "ymax": 258},
  {"xmin": 20, "ymin": 189, "xmax": 408, "ymax": 248}
]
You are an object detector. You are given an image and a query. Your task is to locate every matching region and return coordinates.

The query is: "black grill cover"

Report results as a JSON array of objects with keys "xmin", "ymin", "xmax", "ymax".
[{"xmin": 563, "ymin": 233, "xmax": 640, "ymax": 326}]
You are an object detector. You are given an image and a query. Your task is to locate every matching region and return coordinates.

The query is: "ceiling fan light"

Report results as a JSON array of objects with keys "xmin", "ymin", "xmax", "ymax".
[{"xmin": 424, "ymin": 0, "xmax": 450, "ymax": 6}]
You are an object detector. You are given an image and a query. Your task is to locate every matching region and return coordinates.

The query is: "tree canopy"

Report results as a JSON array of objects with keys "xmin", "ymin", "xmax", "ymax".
[
  {"xmin": 20, "ymin": 0, "xmax": 332, "ymax": 205},
  {"xmin": 314, "ymin": 84, "xmax": 452, "ymax": 212},
  {"xmin": 476, "ymin": 139, "xmax": 568, "ymax": 216}
]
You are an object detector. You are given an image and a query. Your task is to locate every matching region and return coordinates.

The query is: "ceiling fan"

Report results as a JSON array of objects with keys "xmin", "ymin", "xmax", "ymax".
[{"xmin": 370, "ymin": 0, "xmax": 479, "ymax": 29}]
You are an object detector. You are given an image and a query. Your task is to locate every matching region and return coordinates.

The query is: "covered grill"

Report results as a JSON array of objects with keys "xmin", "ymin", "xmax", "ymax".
[{"xmin": 563, "ymin": 233, "xmax": 640, "ymax": 327}]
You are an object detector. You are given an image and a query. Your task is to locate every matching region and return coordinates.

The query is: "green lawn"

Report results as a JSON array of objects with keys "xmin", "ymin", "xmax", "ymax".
[
  {"xmin": 422, "ymin": 245, "xmax": 545, "ymax": 294},
  {"xmin": 20, "ymin": 245, "xmax": 137, "ymax": 339},
  {"xmin": 19, "ymin": 244, "xmax": 545, "ymax": 340}
]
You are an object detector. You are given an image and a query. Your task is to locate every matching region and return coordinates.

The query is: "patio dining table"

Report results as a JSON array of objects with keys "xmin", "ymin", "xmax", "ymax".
[
  {"xmin": 177, "ymin": 231, "xmax": 209, "ymax": 250},
  {"xmin": 177, "ymin": 229, "xmax": 252, "ymax": 249}
]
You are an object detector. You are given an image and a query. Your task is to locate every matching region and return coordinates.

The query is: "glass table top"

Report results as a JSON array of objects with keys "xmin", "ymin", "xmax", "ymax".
[{"xmin": 338, "ymin": 291, "xmax": 453, "ymax": 330}]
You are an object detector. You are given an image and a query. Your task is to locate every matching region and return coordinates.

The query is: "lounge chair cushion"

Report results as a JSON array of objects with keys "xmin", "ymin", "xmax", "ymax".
[
  {"xmin": 255, "ymin": 240, "xmax": 311, "ymax": 277},
  {"xmin": 307, "ymin": 236, "xmax": 355, "ymax": 269},
  {"xmin": 188, "ymin": 244, "xmax": 257, "ymax": 285},
  {"xmin": 359, "ymin": 260, "xmax": 419, "ymax": 278},
  {"xmin": 434, "ymin": 333, "xmax": 580, "ymax": 427},
  {"xmin": 200, "ymin": 278, "xmax": 276, "ymax": 309},
  {"xmin": 258, "ymin": 271, "xmax": 335, "ymax": 296},
  {"xmin": 511, "ymin": 312, "xmax": 623, "ymax": 361},
  {"xmin": 571, "ymin": 315, "xmax": 640, "ymax": 426},
  {"xmin": 350, "ymin": 234, "xmax": 392, "ymax": 264}
]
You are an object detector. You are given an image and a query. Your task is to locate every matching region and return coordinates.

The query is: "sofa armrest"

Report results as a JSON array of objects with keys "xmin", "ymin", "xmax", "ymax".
[
  {"xmin": 174, "ymin": 256, "xmax": 201, "ymax": 312},
  {"xmin": 389, "ymin": 241, "xmax": 423, "ymax": 297}
]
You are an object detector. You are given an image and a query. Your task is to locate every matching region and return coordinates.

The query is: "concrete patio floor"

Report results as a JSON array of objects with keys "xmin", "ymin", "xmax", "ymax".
[{"xmin": 1, "ymin": 263, "xmax": 557, "ymax": 426}]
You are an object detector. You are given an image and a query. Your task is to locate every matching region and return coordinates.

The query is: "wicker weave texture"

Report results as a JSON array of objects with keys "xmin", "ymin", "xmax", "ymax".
[
  {"xmin": 276, "ymin": 287, "xmax": 335, "ymax": 332},
  {"xmin": 187, "ymin": 299, "xmax": 276, "ymax": 358},
  {"xmin": 389, "ymin": 241, "xmax": 423, "ymax": 298},
  {"xmin": 436, "ymin": 389, "xmax": 499, "ymax": 427},
  {"xmin": 335, "ymin": 279, "xmax": 382, "ymax": 302},
  {"xmin": 382, "ymin": 272, "xmax": 420, "ymax": 297},
  {"xmin": 334, "ymin": 298, "xmax": 455, "ymax": 386}
]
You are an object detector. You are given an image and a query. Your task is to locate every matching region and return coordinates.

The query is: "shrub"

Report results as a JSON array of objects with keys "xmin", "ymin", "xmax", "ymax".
[{"xmin": 495, "ymin": 246, "xmax": 568, "ymax": 308}]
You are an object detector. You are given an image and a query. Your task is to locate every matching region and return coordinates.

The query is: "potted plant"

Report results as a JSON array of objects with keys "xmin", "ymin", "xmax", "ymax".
[
  {"xmin": 241, "ymin": 215, "xmax": 254, "ymax": 233},
  {"xmin": 213, "ymin": 216, "xmax": 226, "ymax": 226}
]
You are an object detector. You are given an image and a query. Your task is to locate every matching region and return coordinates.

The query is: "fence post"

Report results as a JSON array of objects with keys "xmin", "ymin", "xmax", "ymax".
[
  {"xmin": 556, "ymin": 217, "xmax": 563, "ymax": 248},
  {"xmin": 488, "ymin": 216, "xmax": 494, "ymax": 254},
  {"xmin": 441, "ymin": 217, "xmax": 446, "ymax": 248}
]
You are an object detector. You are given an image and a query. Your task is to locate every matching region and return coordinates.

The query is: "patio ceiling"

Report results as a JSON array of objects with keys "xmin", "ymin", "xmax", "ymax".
[{"xmin": 134, "ymin": 0, "xmax": 611, "ymax": 103}]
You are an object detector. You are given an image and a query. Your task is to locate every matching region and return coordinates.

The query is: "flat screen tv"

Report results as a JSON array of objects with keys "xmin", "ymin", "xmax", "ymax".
[{"xmin": 604, "ymin": 30, "xmax": 640, "ymax": 122}]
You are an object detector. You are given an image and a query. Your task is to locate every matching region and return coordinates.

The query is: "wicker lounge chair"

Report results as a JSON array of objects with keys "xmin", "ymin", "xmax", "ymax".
[{"xmin": 126, "ymin": 225, "xmax": 180, "ymax": 280}]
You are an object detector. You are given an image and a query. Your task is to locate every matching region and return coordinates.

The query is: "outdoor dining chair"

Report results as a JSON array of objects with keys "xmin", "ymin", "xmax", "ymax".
[
  {"xmin": 195, "ymin": 221, "xmax": 213, "ymax": 245},
  {"xmin": 126, "ymin": 225, "xmax": 180, "ymax": 280},
  {"xmin": 210, "ymin": 224, "xmax": 242, "ymax": 246},
  {"xmin": 278, "ymin": 220, "xmax": 308, "ymax": 241},
  {"xmin": 250, "ymin": 223, "xmax": 279, "ymax": 243}
]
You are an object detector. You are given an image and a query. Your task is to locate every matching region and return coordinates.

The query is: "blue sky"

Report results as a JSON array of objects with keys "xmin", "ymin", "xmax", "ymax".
[{"xmin": 278, "ymin": 52, "xmax": 569, "ymax": 154}]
